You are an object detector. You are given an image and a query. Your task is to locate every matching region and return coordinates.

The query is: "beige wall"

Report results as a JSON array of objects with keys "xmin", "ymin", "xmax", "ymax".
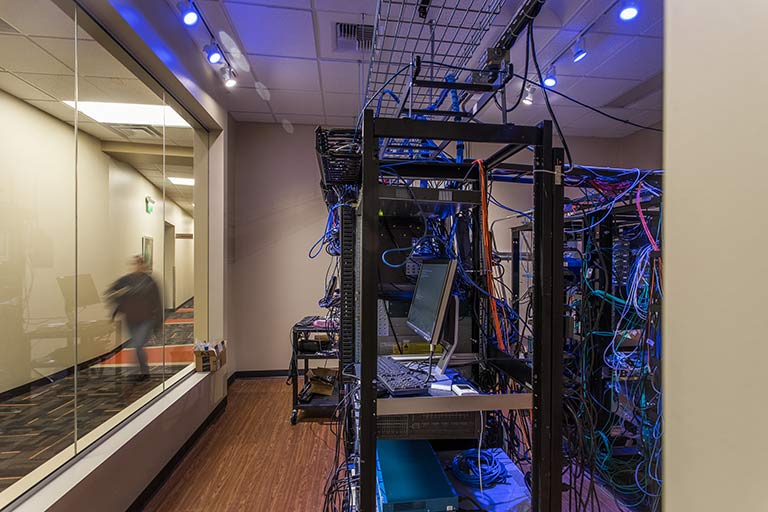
[
  {"xmin": 664, "ymin": 1, "xmax": 768, "ymax": 509},
  {"xmin": 229, "ymin": 123, "xmax": 662, "ymax": 371},
  {"xmin": 0, "ymin": 89, "xmax": 194, "ymax": 393},
  {"xmin": 231, "ymin": 123, "xmax": 330, "ymax": 371}
]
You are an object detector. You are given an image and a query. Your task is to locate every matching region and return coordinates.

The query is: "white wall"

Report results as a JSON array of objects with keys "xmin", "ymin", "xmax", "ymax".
[
  {"xmin": 664, "ymin": 2, "xmax": 768, "ymax": 510},
  {"xmin": 0, "ymin": 88, "xmax": 195, "ymax": 393}
]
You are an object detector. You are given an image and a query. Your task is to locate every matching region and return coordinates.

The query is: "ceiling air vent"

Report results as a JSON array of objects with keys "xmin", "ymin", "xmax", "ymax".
[
  {"xmin": 109, "ymin": 124, "xmax": 163, "ymax": 140},
  {"xmin": 0, "ymin": 17, "xmax": 19, "ymax": 34},
  {"xmin": 335, "ymin": 23, "xmax": 373, "ymax": 53}
]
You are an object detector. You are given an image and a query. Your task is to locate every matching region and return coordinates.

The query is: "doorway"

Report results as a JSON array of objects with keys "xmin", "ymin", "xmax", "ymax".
[{"xmin": 164, "ymin": 222, "xmax": 175, "ymax": 310}]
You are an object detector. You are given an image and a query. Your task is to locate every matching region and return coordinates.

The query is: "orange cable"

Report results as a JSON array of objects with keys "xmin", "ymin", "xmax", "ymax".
[{"xmin": 477, "ymin": 159, "xmax": 507, "ymax": 352}]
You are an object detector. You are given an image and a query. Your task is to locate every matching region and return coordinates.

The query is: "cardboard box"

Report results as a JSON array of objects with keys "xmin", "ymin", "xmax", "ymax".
[
  {"xmin": 306, "ymin": 367, "xmax": 337, "ymax": 396},
  {"xmin": 195, "ymin": 340, "xmax": 227, "ymax": 373}
]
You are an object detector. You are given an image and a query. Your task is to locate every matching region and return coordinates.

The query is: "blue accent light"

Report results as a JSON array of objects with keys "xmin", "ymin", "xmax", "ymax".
[
  {"xmin": 619, "ymin": 1, "xmax": 639, "ymax": 21},
  {"xmin": 204, "ymin": 44, "xmax": 222, "ymax": 64},
  {"xmin": 178, "ymin": 2, "xmax": 198, "ymax": 26},
  {"xmin": 543, "ymin": 67, "xmax": 557, "ymax": 88},
  {"xmin": 572, "ymin": 37, "xmax": 587, "ymax": 63}
]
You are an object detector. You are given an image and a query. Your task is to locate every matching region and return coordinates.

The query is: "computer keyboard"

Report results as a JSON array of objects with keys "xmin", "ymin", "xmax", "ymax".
[{"xmin": 377, "ymin": 356, "xmax": 429, "ymax": 397}]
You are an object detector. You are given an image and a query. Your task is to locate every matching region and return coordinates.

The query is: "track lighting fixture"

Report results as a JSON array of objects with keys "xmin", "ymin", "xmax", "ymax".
[
  {"xmin": 204, "ymin": 43, "xmax": 223, "ymax": 65},
  {"xmin": 619, "ymin": 0, "xmax": 639, "ymax": 21},
  {"xmin": 543, "ymin": 67, "xmax": 557, "ymax": 88},
  {"xmin": 572, "ymin": 37, "xmax": 587, "ymax": 63},
  {"xmin": 522, "ymin": 84, "xmax": 534, "ymax": 106},
  {"xmin": 178, "ymin": 1, "xmax": 199, "ymax": 26},
  {"xmin": 222, "ymin": 67, "xmax": 237, "ymax": 88}
]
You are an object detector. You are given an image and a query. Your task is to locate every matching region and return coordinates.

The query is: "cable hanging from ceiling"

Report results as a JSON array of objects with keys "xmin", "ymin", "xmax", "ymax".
[{"xmin": 176, "ymin": 0, "xmax": 237, "ymax": 88}]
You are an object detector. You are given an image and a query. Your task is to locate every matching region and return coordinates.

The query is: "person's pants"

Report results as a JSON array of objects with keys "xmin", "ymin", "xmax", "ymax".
[{"xmin": 128, "ymin": 321, "xmax": 153, "ymax": 375}]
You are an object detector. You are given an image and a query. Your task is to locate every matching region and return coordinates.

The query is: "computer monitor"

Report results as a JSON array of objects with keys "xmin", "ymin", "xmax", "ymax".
[{"xmin": 406, "ymin": 260, "xmax": 457, "ymax": 345}]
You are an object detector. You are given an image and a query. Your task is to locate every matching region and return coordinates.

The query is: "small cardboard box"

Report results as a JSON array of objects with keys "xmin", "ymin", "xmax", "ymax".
[
  {"xmin": 195, "ymin": 340, "xmax": 227, "ymax": 373},
  {"xmin": 306, "ymin": 367, "xmax": 337, "ymax": 396}
]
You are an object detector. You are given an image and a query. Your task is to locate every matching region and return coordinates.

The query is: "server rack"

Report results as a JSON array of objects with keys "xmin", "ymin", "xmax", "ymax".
[{"xmin": 356, "ymin": 109, "xmax": 564, "ymax": 512}]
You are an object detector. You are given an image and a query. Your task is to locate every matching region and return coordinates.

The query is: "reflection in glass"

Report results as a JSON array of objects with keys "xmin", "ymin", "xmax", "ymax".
[
  {"xmin": 0, "ymin": 0, "xmax": 202, "ymax": 502},
  {"xmin": 0, "ymin": 0, "xmax": 77, "ymax": 495}
]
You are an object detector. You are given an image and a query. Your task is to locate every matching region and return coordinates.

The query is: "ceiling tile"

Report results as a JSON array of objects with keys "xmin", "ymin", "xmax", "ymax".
[
  {"xmin": 0, "ymin": 34, "xmax": 71, "ymax": 74},
  {"xmin": 320, "ymin": 60, "xmax": 367, "ymax": 93},
  {"xmin": 224, "ymin": 88, "xmax": 272, "ymax": 112},
  {"xmin": 0, "ymin": 0, "xmax": 91, "ymax": 39},
  {"xmin": 315, "ymin": 0, "xmax": 376, "ymax": 14},
  {"xmin": 32, "ymin": 37, "xmax": 136, "ymax": 79},
  {"xmin": 269, "ymin": 90, "xmax": 324, "ymax": 115},
  {"xmin": 224, "ymin": 0, "xmax": 311, "ymax": 8},
  {"xmin": 26, "ymin": 99, "xmax": 87, "ymax": 123},
  {"xmin": 223, "ymin": 4, "xmax": 316, "ymax": 58},
  {"xmin": 589, "ymin": 36, "xmax": 663, "ymax": 81},
  {"xmin": 16, "ymin": 73, "xmax": 77, "ymax": 100},
  {"xmin": 323, "ymin": 91, "xmax": 360, "ymax": 117},
  {"xmin": 247, "ymin": 55, "xmax": 320, "ymax": 91},
  {"xmin": 83, "ymin": 77, "xmax": 163, "ymax": 104},
  {"xmin": 625, "ymin": 89, "xmax": 662, "ymax": 110},
  {"xmin": 231, "ymin": 111, "xmax": 275, "ymax": 123},
  {"xmin": 0, "ymin": 71, "xmax": 54, "ymax": 100},
  {"xmin": 325, "ymin": 115, "xmax": 356, "ymax": 128},
  {"xmin": 280, "ymin": 113, "xmax": 325, "ymax": 126},
  {"xmin": 166, "ymin": 127, "xmax": 194, "ymax": 147},
  {"xmin": 559, "ymin": 76, "xmax": 643, "ymax": 108}
]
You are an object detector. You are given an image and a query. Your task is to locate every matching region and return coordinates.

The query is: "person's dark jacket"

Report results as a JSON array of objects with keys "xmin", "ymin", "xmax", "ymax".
[{"xmin": 108, "ymin": 272, "xmax": 162, "ymax": 329}]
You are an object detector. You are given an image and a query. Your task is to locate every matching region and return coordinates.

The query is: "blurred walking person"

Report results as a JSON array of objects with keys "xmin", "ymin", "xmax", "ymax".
[{"xmin": 106, "ymin": 256, "xmax": 162, "ymax": 381}]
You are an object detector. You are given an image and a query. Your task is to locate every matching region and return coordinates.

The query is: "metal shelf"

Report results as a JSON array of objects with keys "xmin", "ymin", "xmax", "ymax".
[{"xmin": 377, "ymin": 392, "xmax": 533, "ymax": 416}]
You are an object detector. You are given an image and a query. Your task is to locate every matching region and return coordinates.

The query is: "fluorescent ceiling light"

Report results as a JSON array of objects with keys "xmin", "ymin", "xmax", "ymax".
[
  {"xmin": 63, "ymin": 101, "xmax": 190, "ymax": 128},
  {"xmin": 169, "ymin": 177, "xmax": 195, "ymax": 186}
]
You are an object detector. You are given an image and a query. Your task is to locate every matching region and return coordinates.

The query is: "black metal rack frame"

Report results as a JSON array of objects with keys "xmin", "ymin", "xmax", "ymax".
[{"xmin": 356, "ymin": 109, "xmax": 564, "ymax": 512}]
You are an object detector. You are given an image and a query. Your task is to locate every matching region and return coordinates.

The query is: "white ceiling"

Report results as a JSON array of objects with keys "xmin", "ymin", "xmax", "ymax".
[
  {"xmin": 0, "ymin": 0, "xmax": 196, "ymax": 212},
  {"xmin": 183, "ymin": 0, "xmax": 662, "ymax": 138}
]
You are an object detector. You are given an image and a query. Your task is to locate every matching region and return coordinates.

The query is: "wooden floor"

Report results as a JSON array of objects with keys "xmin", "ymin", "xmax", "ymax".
[
  {"xmin": 143, "ymin": 378, "xmax": 336, "ymax": 512},
  {"xmin": 144, "ymin": 378, "xmax": 630, "ymax": 512}
]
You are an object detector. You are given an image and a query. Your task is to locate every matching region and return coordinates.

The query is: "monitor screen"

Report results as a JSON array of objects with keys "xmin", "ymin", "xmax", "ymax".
[{"xmin": 406, "ymin": 260, "xmax": 457, "ymax": 343}]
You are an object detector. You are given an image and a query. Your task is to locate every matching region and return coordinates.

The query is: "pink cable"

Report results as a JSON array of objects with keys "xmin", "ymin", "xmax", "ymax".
[{"xmin": 636, "ymin": 186, "xmax": 659, "ymax": 252}]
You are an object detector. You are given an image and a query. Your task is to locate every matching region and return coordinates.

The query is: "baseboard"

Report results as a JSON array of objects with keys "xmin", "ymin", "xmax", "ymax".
[
  {"xmin": 231, "ymin": 369, "xmax": 291, "ymax": 379},
  {"xmin": 127, "ymin": 396, "xmax": 227, "ymax": 511}
]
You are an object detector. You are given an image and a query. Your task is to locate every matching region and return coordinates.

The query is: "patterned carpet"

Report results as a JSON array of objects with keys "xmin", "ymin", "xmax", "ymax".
[{"xmin": 0, "ymin": 299, "xmax": 195, "ymax": 493}]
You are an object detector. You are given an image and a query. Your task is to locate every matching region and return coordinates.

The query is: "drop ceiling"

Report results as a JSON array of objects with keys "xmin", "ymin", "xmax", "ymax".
[
  {"xmin": 0, "ymin": 0, "xmax": 196, "ymax": 213},
  {"xmin": 182, "ymin": 0, "xmax": 661, "ymax": 138}
]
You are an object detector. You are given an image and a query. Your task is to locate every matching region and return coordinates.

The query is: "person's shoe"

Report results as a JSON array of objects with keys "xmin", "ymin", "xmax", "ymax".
[{"xmin": 130, "ymin": 373, "xmax": 150, "ymax": 382}]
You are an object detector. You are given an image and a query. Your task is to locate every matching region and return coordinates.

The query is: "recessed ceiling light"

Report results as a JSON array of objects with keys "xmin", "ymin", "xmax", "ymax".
[
  {"xmin": 63, "ymin": 101, "xmax": 190, "ymax": 128},
  {"xmin": 169, "ymin": 177, "xmax": 195, "ymax": 186}
]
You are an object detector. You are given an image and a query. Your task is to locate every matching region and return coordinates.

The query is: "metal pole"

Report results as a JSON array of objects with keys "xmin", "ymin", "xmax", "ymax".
[{"xmin": 359, "ymin": 109, "xmax": 379, "ymax": 512}]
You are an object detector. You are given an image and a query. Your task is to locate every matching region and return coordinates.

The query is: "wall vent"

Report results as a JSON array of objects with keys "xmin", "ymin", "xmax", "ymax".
[
  {"xmin": 335, "ymin": 23, "xmax": 373, "ymax": 53},
  {"xmin": 0, "ymin": 17, "xmax": 19, "ymax": 34}
]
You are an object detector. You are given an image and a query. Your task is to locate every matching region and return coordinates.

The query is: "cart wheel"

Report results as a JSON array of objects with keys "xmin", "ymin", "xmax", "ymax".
[{"xmin": 290, "ymin": 410, "xmax": 298, "ymax": 425}]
